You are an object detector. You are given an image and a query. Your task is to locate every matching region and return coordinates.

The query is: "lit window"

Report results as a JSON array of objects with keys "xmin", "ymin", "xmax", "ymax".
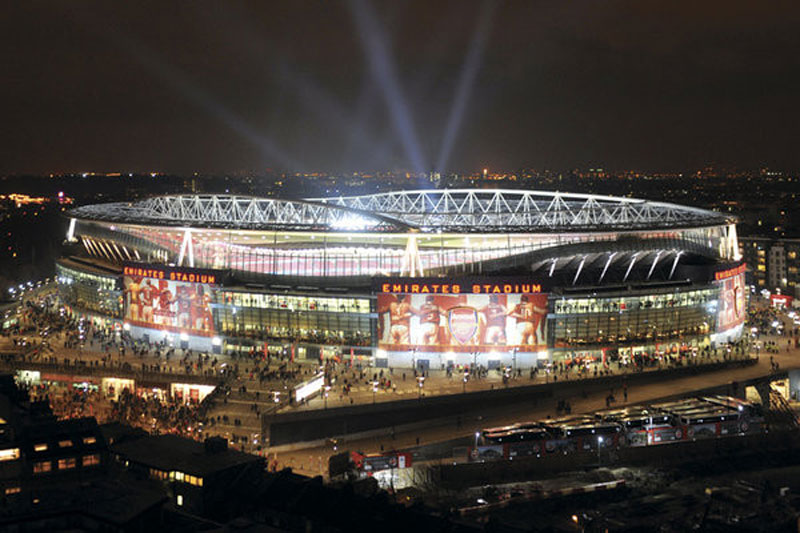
[
  {"xmin": 4, "ymin": 487, "xmax": 20, "ymax": 495},
  {"xmin": 176, "ymin": 494, "xmax": 184, "ymax": 506},
  {"xmin": 185, "ymin": 474, "xmax": 204, "ymax": 486},
  {"xmin": 0, "ymin": 448, "xmax": 20, "ymax": 462},
  {"xmin": 173, "ymin": 471, "xmax": 185, "ymax": 482},
  {"xmin": 57, "ymin": 457, "xmax": 77, "ymax": 470},
  {"xmin": 82, "ymin": 454, "xmax": 100, "ymax": 467},
  {"xmin": 83, "ymin": 436, "xmax": 96, "ymax": 445},
  {"xmin": 33, "ymin": 461, "xmax": 52, "ymax": 474},
  {"xmin": 33, "ymin": 444, "xmax": 48, "ymax": 452},
  {"xmin": 58, "ymin": 440, "xmax": 72, "ymax": 448}
]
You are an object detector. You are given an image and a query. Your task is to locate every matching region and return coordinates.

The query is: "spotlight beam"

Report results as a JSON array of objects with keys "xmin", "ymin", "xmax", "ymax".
[
  {"xmin": 277, "ymin": 63, "xmax": 381, "ymax": 161},
  {"xmin": 108, "ymin": 31, "xmax": 301, "ymax": 170},
  {"xmin": 435, "ymin": 0, "xmax": 495, "ymax": 174},
  {"xmin": 348, "ymin": 0, "xmax": 428, "ymax": 174}
]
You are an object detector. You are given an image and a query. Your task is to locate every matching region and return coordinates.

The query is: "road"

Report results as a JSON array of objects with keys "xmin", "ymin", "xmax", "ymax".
[{"xmin": 272, "ymin": 333, "xmax": 800, "ymax": 478}]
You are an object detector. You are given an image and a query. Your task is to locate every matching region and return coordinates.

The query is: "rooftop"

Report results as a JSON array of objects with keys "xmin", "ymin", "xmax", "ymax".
[
  {"xmin": 111, "ymin": 435, "xmax": 262, "ymax": 477},
  {"xmin": 67, "ymin": 188, "xmax": 734, "ymax": 233}
]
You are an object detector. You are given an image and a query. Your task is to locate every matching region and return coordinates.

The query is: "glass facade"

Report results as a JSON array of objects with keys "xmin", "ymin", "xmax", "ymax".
[
  {"xmin": 549, "ymin": 287, "xmax": 721, "ymax": 359},
  {"xmin": 213, "ymin": 290, "xmax": 373, "ymax": 347},
  {"xmin": 55, "ymin": 258, "xmax": 744, "ymax": 366},
  {"xmin": 56, "ymin": 262, "xmax": 122, "ymax": 318}
]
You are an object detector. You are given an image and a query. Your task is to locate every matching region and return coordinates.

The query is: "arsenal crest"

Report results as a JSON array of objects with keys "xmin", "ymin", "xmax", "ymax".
[{"xmin": 448, "ymin": 306, "xmax": 478, "ymax": 345}]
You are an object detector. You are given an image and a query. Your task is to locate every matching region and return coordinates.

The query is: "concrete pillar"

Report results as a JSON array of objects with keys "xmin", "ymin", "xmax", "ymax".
[{"xmin": 755, "ymin": 381, "xmax": 771, "ymax": 409}]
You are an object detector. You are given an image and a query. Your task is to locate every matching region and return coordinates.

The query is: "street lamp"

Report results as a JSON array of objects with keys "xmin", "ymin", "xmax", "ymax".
[
  {"xmin": 417, "ymin": 376, "xmax": 425, "ymax": 399},
  {"xmin": 462, "ymin": 372, "xmax": 469, "ymax": 394},
  {"xmin": 597, "ymin": 435, "xmax": 603, "ymax": 463},
  {"xmin": 323, "ymin": 385, "xmax": 331, "ymax": 410},
  {"xmin": 474, "ymin": 431, "xmax": 480, "ymax": 448},
  {"xmin": 372, "ymin": 381, "xmax": 379, "ymax": 404}
]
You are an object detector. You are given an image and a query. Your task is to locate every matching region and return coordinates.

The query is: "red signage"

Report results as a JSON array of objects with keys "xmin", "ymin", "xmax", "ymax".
[
  {"xmin": 379, "ymin": 282, "xmax": 542, "ymax": 294},
  {"xmin": 714, "ymin": 263, "xmax": 746, "ymax": 281},
  {"xmin": 770, "ymin": 294, "xmax": 794, "ymax": 308},
  {"xmin": 123, "ymin": 265, "xmax": 217, "ymax": 284}
]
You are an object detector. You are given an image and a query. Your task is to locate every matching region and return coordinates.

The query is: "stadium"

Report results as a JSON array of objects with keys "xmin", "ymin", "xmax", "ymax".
[{"xmin": 56, "ymin": 189, "xmax": 746, "ymax": 370}]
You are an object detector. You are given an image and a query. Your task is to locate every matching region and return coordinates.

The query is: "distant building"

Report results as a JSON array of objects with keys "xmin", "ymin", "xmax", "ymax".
[{"xmin": 739, "ymin": 237, "xmax": 800, "ymax": 296}]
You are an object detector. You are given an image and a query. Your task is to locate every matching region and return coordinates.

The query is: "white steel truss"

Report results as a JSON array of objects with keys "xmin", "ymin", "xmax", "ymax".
[
  {"xmin": 68, "ymin": 195, "xmax": 408, "ymax": 232},
  {"xmin": 69, "ymin": 189, "xmax": 731, "ymax": 234},
  {"xmin": 319, "ymin": 189, "xmax": 731, "ymax": 232}
]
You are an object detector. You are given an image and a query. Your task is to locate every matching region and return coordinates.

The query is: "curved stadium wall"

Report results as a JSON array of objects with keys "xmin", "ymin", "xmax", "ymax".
[{"xmin": 55, "ymin": 189, "xmax": 746, "ymax": 369}]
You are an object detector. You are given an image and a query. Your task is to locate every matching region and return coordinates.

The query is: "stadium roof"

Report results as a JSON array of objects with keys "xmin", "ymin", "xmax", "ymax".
[{"xmin": 68, "ymin": 189, "xmax": 733, "ymax": 233}]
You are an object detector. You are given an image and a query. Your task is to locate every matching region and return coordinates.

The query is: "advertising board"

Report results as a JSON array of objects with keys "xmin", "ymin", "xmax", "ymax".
[
  {"xmin": 123, "ymin": 263, "xmax": 218, "ymax": 337},
  {"xmin": 376, "ymin": 279, "xmax": 548, "ymax": 353},
  {"xmin": 716, "ymin": 271, "xmax": 746, "ymax": 332}
]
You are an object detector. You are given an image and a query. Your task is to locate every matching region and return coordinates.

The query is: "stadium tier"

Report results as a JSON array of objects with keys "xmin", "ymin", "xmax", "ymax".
[{"xmin": 56, "ymin": 189, "xmax": 746, "ymax": 368}]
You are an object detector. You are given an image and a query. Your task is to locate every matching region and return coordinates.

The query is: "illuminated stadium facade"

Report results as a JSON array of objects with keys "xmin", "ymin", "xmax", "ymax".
[{"xmin": 57, "ymin": 189, "xmax": 746, "ymax": 369}]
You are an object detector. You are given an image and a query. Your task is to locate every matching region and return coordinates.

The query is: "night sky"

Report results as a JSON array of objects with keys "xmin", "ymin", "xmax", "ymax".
[{"xmin": 2, "ymin": 1, "xmax": 799, "ymax": 174}]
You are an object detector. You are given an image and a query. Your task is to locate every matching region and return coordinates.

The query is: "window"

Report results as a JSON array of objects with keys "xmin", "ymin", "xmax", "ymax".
[
  {"xmin": 58, "ymin": 457, "xmax": 77, "ymax": 470},
  {"xmin": 58, "ymin": 440, "xmax": 72, "ymax": 448},
  {"xmin": 173, "ymin": 471, "xmax": 185, "ymax": 482},
  {"xmin": 4, "ymin": 487, "xmax": 20, "ymax": 495},
  {"xmin": 176, "ymin": 494, "xmax": 184, "ymax": 506},
  {"xmin": 0, "ymin": 448, "xmax": 20, "ymax": 462},
  {"xmin": 33, "ymin": 444, "xmax": 48, "ymax": 452},
  {"xmin": 83, "ymin": 436, "xmax": 96, "ymax": 445},
  {"xmin": 82, "ymin": 454, "xmax": 100, "ymax": 467},
  {"xmin": 185, "ymin": 474, "xmax": 204, "ymax": 487},
  {"xmin": 33, "ymin": 461, "xmax": 52, "ymax": 474}
]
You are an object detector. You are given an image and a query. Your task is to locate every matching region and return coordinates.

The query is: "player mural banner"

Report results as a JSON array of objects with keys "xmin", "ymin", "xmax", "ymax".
[
  {"xmin": 716, "ymin": 271, "xmax": 746, "ymax": 332},
  {"xmin": 122, "ymin": 263, "xmax": 218, "ymax": 337},
  {"xmin": 376, "ymin": 279, "xmax": 548, "ymax": 353}
]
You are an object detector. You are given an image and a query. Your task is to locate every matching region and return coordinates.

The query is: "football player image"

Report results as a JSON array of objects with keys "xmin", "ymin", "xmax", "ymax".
[
  {"xmin": 124, "ymin": 277, "xmax": 143, "ymax": 322},
  {"xmin": 140, "ymin": 279, "xmax": 157, "ymax": 324},
  {"xmin": 154, "ymin": 281, "xmax": 176, "ymax": 326},
  {"xmin": 176, "ymin": 285, "xmax": 192, "ymax": 329},
  {"xmin": 510, "ymin": 295, "xmax": 547, "ymax": 346},
  {"xmin": 480, "ymin": 294, "xmax": 508, "ymax": 345},
  {"xmin": 416, "ymin": 295, "xmax": 442, "ymax": 345},
  {"xmin": 386, "ymin": 294, "xmax": 413, "ymax": 344}
]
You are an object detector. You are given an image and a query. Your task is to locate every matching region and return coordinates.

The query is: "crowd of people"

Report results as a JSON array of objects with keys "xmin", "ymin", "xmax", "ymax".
[
  {"xmin": 219, "ymin": 327, "xmax": 371, "ymax": 347},
  {"xmin": 110, "ymin": 388, "xmax": 206, "ymax": 437}
]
